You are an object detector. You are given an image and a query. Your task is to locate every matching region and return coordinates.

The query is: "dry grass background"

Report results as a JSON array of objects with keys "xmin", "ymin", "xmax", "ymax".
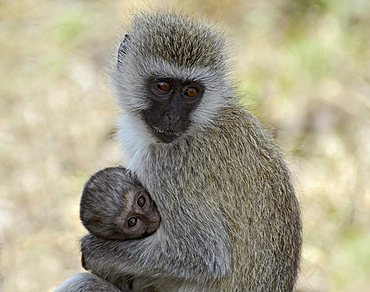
[{"xmin": 1, "ymin": 0, "xmax": 369, "ymax": 291}]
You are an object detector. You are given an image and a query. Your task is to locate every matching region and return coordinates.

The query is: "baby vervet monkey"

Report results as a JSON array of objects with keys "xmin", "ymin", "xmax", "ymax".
[
  {"xmin": 80, "ymin": 166, "xmax": 161, "ymax": 241},
  {"xmin": 79, "ymin": 166, "xmax": 160, "ymax": 292}
]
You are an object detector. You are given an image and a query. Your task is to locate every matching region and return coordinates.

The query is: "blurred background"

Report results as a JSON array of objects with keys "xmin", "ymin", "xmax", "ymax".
[{"xmin": 1, "ymin": 0, "xmax": 369, "ymax": 291}]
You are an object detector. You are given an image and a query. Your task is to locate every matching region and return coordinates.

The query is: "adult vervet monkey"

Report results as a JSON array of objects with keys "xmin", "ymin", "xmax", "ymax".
[{"xmin": 56, "ymin": 11, "xmax": 302, "ymax": 292}]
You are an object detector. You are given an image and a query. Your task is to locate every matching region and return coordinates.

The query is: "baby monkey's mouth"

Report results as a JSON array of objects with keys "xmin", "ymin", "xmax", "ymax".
[{"xmin": 145, "ymin": 213, "xmax": 161, "ymax": 235}]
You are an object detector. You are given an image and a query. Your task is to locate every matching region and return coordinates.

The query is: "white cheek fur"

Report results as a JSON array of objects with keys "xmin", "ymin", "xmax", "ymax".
[{"xmin": 117, "ymin": 113, "xmax": 154, "ymax": 169}]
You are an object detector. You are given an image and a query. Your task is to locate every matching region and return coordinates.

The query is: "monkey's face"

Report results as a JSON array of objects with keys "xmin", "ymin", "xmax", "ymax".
[
  {"xmin": 142, "ymin": 77, "xmax": 204, "ymax": 143},
  {"xmin": 118, "ymin": 189, "xmax": 161, "ymax": 240},
  {"xmin": 114, "ymin": 17, "xmax": 232, "ymax": 147}
]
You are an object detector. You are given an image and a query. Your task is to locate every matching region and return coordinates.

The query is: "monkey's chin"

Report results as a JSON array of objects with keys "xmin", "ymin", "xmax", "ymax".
[{"xmin": 154, "ymin": 132, "xmax": 180, "ymax": 144}]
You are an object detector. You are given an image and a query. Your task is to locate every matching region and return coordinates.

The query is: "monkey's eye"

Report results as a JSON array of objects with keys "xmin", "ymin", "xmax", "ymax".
[
  {"xmin": 156, "ymin": 81, "xmax": 171, "ymax": 92},
  {"xmin": 137, "ymin": 195, "xmax": 146, "ymax": 207},
  {"xmin": 127, "ymin": 217, "xmax": 138, "ymax": 227},
  {"xmin": 183, "ymin": 87, "xmax": 199, "ymax": 99}
]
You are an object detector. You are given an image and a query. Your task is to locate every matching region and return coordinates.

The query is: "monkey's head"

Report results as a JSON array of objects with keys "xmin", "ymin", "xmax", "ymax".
[
  {"xmin": 80, "ymin": 167, "xmax": 161, "ymax": 240},
  {"xmin": 113, "ymin": 12, "xmax": 232, "ymax": 144}
]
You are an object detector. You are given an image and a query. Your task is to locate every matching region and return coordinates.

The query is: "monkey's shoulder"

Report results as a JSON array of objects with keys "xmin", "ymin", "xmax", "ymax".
[{"xmin": 208, "ymin": 104, "xmax": 276, "ymax": 149}]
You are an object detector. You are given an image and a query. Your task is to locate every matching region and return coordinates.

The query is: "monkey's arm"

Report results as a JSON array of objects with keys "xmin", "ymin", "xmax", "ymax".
[
  {"xmin": 81, "ymin": 213, "xmax": 230, "ymax": 283},
  {"xmin": 55, "ymin": 273, "xmax": 130, "ymax": 292}
]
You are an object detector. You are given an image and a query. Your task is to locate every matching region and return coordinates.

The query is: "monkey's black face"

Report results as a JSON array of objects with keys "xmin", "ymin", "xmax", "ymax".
[{"xmin": 142, "ymin": 77, "xmax": 204, "ymax": 143}]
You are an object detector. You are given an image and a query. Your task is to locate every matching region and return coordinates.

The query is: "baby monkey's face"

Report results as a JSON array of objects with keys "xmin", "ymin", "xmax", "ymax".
[
  {"xmin": 80, "ymin": 167, "xmax": 161, "ymax": 241},
  {"xmin": 118, "ymin": 189, "xmax": 161, "ymax": 240}
]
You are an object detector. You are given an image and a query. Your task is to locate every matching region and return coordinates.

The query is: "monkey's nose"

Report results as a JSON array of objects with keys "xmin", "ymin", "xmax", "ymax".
[{"xmin": 165, "ymin": 113, "xmax": 181, "ymax": 125}]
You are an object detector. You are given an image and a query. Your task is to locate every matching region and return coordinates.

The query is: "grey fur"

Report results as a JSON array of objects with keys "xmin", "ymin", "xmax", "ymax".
[
  {"xmin": 80, "ymin": 166, "xmax": 160, "ymax": 241},
  {"xmin": 55, "ymin": 273, "xmax": 125, "ymax": 292},
  {"xmin": 78, "ymin": 167, "xmax": 160, "ymax": 291},
  {"xmin": 57, "ymin": 12, "xmax": 302, "ymax": 292},
  {"xmin": 80, "ymin": 166, "xmax": 136, "ymax": 239}
]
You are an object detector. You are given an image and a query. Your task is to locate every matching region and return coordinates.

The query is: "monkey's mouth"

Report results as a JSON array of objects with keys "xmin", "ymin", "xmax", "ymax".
[{"xmin": 151, "ymin": 125, "xmax": 181, "ymax": 143}]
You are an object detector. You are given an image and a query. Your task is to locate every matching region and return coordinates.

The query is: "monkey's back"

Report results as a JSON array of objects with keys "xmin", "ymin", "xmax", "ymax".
[
  {"xmin": 210, "ymin": 105, "xmax": 301, "ymax": 291},
  {"xmin": 137, "ymin": 103, "xmax": 302, "ymax": 292}
]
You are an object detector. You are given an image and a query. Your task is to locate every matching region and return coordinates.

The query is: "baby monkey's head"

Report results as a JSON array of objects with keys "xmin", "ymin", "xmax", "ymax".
[{"xmin": 80, "ymin": 167, "xmax": 161, "ymax": 240}]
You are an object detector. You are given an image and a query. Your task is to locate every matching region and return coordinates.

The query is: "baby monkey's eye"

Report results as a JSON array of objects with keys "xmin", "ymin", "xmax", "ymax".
[
  {"xmin": 137, "ymin": 195, "xmax": 146, "ymax": 207},
  {"xmin": 127, "ymin": 217, "xmax": 137, "ymax": 227}
]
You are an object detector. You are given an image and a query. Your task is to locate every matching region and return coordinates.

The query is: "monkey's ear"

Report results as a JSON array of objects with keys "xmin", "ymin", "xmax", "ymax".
[{"xmin": 117, "ymin": 34, "xmax": 130, "ymax": 69}]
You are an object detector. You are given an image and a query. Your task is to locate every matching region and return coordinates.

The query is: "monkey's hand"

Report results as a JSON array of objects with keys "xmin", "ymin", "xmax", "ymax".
[{"xmin": 81, "ymin": 228, "xmax": 230, "ymax": 284}]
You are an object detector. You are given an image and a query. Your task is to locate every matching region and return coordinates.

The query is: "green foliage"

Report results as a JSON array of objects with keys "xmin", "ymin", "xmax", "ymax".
[{"xmin": 51, "ymin": 11, "xmax": 86, "ymax": 42}]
